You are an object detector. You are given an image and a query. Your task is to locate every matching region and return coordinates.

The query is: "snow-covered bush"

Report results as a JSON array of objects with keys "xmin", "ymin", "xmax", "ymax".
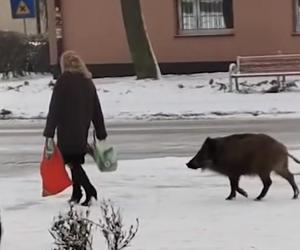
[
  {"xmin": 50, "ymin": 200, "xmax": 139, "ymax": 250},
  {"xmin": 98, "ymin": 199, "xmax": 139, "ymax": 250},
  {"xmin": 50, "ymin": 205, "xmax": 94, "ymax": 250}
]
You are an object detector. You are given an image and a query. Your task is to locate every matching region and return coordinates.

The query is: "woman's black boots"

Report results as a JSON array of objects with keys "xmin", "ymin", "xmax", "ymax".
[
  {"xmin": 77, "ymin": 166, "xmax": 98, "ymax": 206},
  {"xmin": 69, "ymin": 168, "xmax": 83, "ymax": 204},
  {"xmin": 70, "ymin": 163, "xmax": 98, "ymax": 206}
]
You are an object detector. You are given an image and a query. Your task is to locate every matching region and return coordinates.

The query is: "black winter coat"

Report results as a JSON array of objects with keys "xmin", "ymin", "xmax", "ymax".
[{"xmin": 43, "ymin": 72, "xmax": 107, "ymax": 154}]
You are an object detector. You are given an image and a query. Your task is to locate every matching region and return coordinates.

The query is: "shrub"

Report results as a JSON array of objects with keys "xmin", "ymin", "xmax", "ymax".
[
  {"xmin": 27, "ymin": 34, "xmax": 50, "ymax": 74},
  {"xmin": 98, "ymin": 199, "xmax": 139, "ymax": 250},
  {"xmin": 0, "ymin": 30, "xmax": 29, "ymax": 78},
  {"xmin": 0, "ymin": 30, "xmax": 50, "ymax": 79},
  {"xmin": 49, "ymin": 200, "xmax": 139, "ymax": 250},
  {"xmin": 50, "ymin": 205, "xmax": 94, "ymax": 250}
]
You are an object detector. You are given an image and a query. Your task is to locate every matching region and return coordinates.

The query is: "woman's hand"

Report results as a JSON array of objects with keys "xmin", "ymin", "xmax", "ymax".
[{"xmin": 45, "ymin": 138, "xmax": 54, "ymax": 159}]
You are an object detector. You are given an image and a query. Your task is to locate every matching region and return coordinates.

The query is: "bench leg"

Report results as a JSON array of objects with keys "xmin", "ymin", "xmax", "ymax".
[
  {"xmin": 229, "ymin": 75, "xmax": 233, "ymax": 92},
  {"xmin": 275, "ymin": 76, "xmax": 281, "ymax": 90},
  {"xmin": 235, "ymin": 78, "xmax": 239, "ymax": 92},
  {"xmin": 282, "ymin": 75, "xmax": 286, "ymax": 90},
  {"xmin": 228, "ymin": 63, "xmax": 237, "ymax": 92}
]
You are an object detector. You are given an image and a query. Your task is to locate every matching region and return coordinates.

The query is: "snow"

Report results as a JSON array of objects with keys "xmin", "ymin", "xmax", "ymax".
[
  {"xmin": 0, "ymin": 73, "xmax": 300, "ymax": 120},
  {"xmin": 1, "ymin": 153, "xmax": 300, "ymax": 250},
  {"xmin": 1, "ymin": 73, "xmax": 300, "ymax": 249}
]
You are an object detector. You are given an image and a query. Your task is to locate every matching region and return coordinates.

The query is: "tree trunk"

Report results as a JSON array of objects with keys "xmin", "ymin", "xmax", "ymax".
[{"xmin": 120, "ymin": 0, "xmax": 160, "ymax": 79}]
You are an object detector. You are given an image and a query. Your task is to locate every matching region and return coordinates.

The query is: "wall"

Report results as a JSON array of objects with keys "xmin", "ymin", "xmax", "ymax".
[{"xmin": 59, "ymin": 0, "xmax": 300, "ymax": 70}]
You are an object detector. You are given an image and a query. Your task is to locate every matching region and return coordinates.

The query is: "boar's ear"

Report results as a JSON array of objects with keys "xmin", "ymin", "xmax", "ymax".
[
  {"xmin": 203, "ymin": 137, "xmax": 212, "ymax": 144},
  {"xmin": 203, "ymin": 137, "xmax": 211, "ymax": 145}
]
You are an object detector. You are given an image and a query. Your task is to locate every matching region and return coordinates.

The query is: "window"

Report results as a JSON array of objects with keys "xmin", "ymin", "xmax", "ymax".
[
  {"xmin": 178, "ymin": 0, "xmax": 233, "ymax": 35},
  {"xmin": 295, "ymin": 0, "xmax": 300, "ymax": 32}
]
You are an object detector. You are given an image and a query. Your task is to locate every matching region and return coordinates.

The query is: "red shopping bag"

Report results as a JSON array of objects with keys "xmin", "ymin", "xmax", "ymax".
[{"xmin": 40, "ymin": 145, "xmax": 72, "ymax": 197}]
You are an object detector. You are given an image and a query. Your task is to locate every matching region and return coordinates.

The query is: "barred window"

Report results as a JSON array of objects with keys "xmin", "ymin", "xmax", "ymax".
[
  {"xmin": 178, "ymin": 0, "xmax": 233, "ymax": 35},
  {"xmin": 296, "ymin": 0, "xmax": 300, "ymax": 32}
]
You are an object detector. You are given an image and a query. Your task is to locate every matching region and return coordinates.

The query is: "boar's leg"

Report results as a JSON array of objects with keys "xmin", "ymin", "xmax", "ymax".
[
  {"xmin": 237, "ymin": 187, "xmax": 248, "ymax": 198},
  {"xmin": 255, "ymin": 174, "xmax": 272, "ymax": 201},
  {"xmin": 226, "ymin": 177, "xmax": 239, "ymax": 200},
  {"xmin": 276, "ymin": 169, "xmax": 299, "ymax": 199},
  {"xmin": 226, "ymin": 176, "xmax": 248, "ymax": 199}
]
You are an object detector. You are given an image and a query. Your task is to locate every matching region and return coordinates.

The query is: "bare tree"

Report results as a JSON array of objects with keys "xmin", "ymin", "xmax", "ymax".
[{"xmin": 120, "ymin": 0, "xmax": 161, "ymax": 79}]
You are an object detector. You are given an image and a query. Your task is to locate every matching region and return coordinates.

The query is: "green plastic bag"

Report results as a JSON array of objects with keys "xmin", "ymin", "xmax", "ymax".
[{"xmin": 89, "ymin": 133, "xmax": 118, "ymax": 172}]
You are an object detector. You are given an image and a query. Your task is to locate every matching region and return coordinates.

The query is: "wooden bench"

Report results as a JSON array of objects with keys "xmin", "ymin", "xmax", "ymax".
[{"xmin": 228, "ymin": 54, "xmax": 300, "ymax": 92}]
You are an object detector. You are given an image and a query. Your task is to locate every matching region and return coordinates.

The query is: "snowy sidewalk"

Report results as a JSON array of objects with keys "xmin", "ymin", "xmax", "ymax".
[
  {"xmin": 0, "ymin": 73, "xmax": 300, "ymax": 120},
  {"xmin": 1, "ymin": 154, "xmax": 300, "ymax": 250}
]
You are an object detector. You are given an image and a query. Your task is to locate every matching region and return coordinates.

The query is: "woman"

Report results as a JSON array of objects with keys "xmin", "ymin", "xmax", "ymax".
[{"xmin": 43, "ymin": 51, "xmax": 107, "ymax": 206}]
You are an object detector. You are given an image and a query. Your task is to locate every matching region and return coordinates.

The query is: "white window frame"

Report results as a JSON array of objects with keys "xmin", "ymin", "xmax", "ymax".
[{"xmin": 177, "ymin": 0, "xmax": 234, "ymax": 36}]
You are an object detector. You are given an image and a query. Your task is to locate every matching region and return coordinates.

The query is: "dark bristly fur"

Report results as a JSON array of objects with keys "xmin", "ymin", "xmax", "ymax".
[{"xmin": 186, "ymin": 133, "xmax": 300, "ymax": 200}]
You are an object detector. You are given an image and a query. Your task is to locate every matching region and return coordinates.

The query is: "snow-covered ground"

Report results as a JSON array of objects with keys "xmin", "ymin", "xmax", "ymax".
[
  {"xmin": 0, "ymin": 73, "xmax": 300, "ymax": 120},
  {"xmin": 1, "ymin": 73, "xmax": 300, "ymax": 249},
  {"xmin": 1, "ymin": 152, "xmax": 300, "ymax": 250}
]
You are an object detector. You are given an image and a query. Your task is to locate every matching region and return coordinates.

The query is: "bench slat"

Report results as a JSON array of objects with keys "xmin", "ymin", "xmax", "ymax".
[
  {"xmin": 238, "ymin": 54, "xmax": 300, "ymax": 61},
  {"xmin": 238, "ymin": 56, "xmax": 300, "ymax": 73},
  {"xmin": 231, "ymin": 71, "xmax": 300, "ymax": 77},
  {"xmin": 240, "ymin": 65, "xmax": 300, "ymax": 73}
]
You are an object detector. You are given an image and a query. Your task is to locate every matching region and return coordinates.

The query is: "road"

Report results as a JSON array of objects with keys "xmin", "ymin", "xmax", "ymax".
[{"xmin": 0, "ymin": 118, "xmax": 300, "ymax": 175}]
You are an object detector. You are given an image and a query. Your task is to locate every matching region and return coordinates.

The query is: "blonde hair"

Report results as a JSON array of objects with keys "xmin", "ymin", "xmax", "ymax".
[{"xmin": 60, "ymin": 51, "xmax": 92, "ymax": 79}]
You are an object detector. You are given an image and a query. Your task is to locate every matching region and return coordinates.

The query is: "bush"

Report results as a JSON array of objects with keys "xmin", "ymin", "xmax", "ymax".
[
  {"xmin": 50, "ymin": 205, "xmax": 94, "ymax": 250},
  {"xmin": 27, "ymin": 34, "xmax": 50, "ymax": 74},
  {"xmin": 0, "ymin": 30, "xmax": 50, "ymax": 79},
  {"xmin": 98, "ymin": 199, "xmax": 139, "ymax": 250},
  {"xmin": 0, "ymin": 31, "xmax": 29, "ymax": 78},
  {"xmin": 50, "ymin": 200, "xmax": 139, "ymax": 250}
]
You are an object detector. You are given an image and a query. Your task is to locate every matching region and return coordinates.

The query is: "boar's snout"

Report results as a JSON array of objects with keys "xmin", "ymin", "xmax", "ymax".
[{"xmin": 186, "ymin": 160, "xmax": 198, "ymax": 170}]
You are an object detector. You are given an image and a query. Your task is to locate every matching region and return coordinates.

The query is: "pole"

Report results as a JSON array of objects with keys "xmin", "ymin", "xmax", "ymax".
[
  {"xmin": 23, "ymin": 19, "xmax": 27, "ymax": 35},
  {"xmin": 46, "ymin": 0, "xmax": 58, "ymax": 75},
  {"xmin": 35, "ymin": 0, "xmax": 41, "ymax": 34}
]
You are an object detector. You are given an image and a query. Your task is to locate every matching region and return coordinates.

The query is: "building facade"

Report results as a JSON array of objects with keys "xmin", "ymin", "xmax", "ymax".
[{"xmin": 47, "ymin": 0, "xmax": 300, "ymax": 77}]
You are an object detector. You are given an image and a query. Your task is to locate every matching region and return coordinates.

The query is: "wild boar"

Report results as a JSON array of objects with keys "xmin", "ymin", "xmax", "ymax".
[{"xmin": 186, "ymin": 133, "xmax": 300, "ymax": 200}]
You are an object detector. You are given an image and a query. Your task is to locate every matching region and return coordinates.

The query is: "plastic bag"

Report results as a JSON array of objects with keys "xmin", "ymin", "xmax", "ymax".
[
  {"xmin": 89, "ymin": 133, "xmax": 118, "ymax": 172},
  {"xmin": 40, "ymin": 144, "xmax": 72, "ymax": 196}
]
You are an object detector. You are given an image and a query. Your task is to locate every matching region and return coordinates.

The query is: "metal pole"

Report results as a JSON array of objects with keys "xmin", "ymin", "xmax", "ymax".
[
  {"xmin": 23, "ymin": 18, "xmax": 27, "ymax": 35},
  {"xmin": 46, "ymin": 0, "xmax": 58, "ymax": 67},
  {"xmin": 44, "ymin": 0, "xmax": 49, "ymax": 32},
  {"xmin": 35, "ymin": 0, "xmax": 41, "ymax": 34}
]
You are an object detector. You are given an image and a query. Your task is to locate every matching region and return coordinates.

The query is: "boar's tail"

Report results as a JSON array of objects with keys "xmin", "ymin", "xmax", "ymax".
[{"xmin": 288, "ymin": 153, "xmax": 300, "ymax": 164}]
